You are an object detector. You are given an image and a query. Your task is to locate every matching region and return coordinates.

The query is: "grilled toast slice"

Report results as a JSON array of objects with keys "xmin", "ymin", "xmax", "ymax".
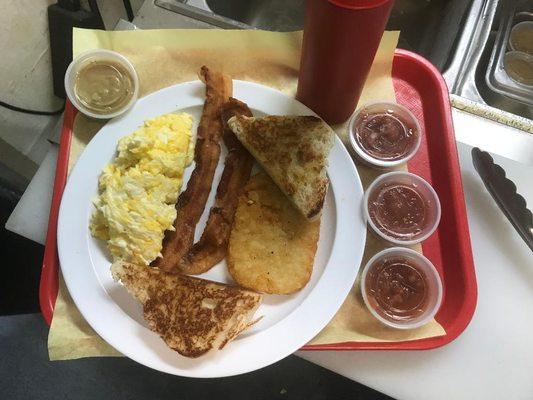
[
  {"xmin": 111, "ymin": 262, "xmax": 262, "ymax": 358},
  {"xmin": 227, "ymin": 115, "xmax": 334, "ymax": 220}
]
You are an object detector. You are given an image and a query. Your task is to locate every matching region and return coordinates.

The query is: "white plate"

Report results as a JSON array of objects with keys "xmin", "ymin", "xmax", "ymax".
[{"xmin": 57, "ymin": 80, "xmax": 366, "ymax": 378}]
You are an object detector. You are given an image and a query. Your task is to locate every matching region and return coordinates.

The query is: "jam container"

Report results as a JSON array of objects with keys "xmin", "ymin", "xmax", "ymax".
[
  {"xmin": 363, "ymin": 171, "xmax": 441, "ymax": 245},
  {"xmin": 349, "ymin": 102, "xmax": 421, "ymax": 168},
  {"xmin": 361, "ymin": 247, "xmax": 443, "ymax": 329}
]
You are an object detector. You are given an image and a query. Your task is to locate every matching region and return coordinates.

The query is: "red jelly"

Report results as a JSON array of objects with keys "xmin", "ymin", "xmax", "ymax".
[
  {"xmin": 361, "ymin": 248, "xmax": 443, "ymax": 329},
  {"xmin": 364, "ymin": 172, "xmax": 441, "ymax": 245},
  {"xmin": 350, "ymin": 102, "xmax": 421, "ymax": 166},
  {"xmin": 355, "ymin": 112, "xmax": 417, "ymax": 161},
  {"xmin": 368, "ymin": 183, "xmax": 427, "ymax": 240},
  {"xmin": 365, "ymin": 255, "xmax": 429, "ymax": 321}
]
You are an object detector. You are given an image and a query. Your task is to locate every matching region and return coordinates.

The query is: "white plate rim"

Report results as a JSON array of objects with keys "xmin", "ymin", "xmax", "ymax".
[{"xmin": 57, "ymin": 80, "xmax": 366, "ymax": 378}]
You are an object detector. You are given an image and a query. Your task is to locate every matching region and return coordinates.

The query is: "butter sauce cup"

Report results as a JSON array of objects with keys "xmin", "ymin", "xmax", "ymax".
[{"xmin": 64, "ymin": 49, "xmax": 139, "ymax": 119}]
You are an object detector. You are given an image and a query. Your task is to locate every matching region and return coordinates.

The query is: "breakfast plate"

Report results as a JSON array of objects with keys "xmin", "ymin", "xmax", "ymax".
[{"xmin": 57, "ymin": 80, "xmax": 366, "ymax": 377}]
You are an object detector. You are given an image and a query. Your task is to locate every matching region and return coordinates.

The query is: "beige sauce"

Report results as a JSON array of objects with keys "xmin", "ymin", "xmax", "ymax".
[
  {"xmin": 510, "ymin": 26, "xmax": 533, "ymax": 55},
  {"xmin": 504, "ymin": 53, "xmax": 533, "ymax": 86},
  {"xmin": 74, "ymin": 60, "xmax": 134, "ymax": 115}
]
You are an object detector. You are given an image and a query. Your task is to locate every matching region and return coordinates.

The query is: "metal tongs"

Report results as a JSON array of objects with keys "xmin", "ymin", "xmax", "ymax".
[{"xmin": 472, "ymin": 147, "xmax": 533, "ymax": 252}]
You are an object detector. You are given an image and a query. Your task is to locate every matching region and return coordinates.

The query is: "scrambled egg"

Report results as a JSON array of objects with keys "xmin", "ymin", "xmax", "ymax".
[{"xmin": 90, "ymin": 113, "xmax": 195, "ymax": 265}]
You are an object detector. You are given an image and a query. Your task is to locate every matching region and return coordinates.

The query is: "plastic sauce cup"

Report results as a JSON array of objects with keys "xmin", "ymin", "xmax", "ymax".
[
  {"xmin": 363, "ymin": 171, "xmax": 441, "ymax": 246},
  {"xmin": 361, "ymin": 247, "xmax": 443, "ymax": 330},
  {"xmin": 348, "ymin": 102, "xmax": 421, "ymax": 169},
  {"xmin": 64, "ymin": 49, "xmax": 139, "ymax": 119}
]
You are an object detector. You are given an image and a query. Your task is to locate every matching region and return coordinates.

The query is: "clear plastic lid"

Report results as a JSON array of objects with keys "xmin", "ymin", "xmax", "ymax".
[
  {"xmin": 509, "ymin": 21, "xmax": 533, "ymax": 55},
  {"xmin": 363, "ymin": 171, "xmax": 441, "ymax": 246},
  {"xmin": 361, "ymin": 247, "xmax": 443, "ymax": 330},
  {"xmin": 348, "ymin": 102, "xmax": 421, "ymax": 169},
  {"xmin": 504, "ymin": 51, "xmax": 533, "ymax": 86},
  {"xmin": 64, "ymin": 49, "xmax": 139, "ymax": 119}
]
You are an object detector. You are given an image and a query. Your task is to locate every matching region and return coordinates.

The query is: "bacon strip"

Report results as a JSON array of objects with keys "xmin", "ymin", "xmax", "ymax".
[
  {"xmin": 152, "ymin": 66, "xmax": 231, "ymax": 272},
  {"xmin": 178, "ymin": 98, "xmax": 254, "ymax": 274}
]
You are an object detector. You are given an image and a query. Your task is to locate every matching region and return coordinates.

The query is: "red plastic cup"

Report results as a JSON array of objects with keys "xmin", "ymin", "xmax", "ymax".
[{"xmin": 296, "ymin": 0, "xmax": 394, "ymax": 124}]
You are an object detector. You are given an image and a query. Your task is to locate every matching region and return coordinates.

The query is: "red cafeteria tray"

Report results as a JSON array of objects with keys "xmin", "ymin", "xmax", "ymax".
[{"xmin": 40, "ymin": 49, "xmax": 477, "ymax": 350}]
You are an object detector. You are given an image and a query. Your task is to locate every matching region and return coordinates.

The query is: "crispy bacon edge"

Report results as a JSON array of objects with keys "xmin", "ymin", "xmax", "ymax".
[
  {"xmin": 178, "ymin": 98, "xmax": 254, "ymax": 274},
  {"xmin": 152, "ymin": 66, "xmax": 231, "ymax": 271}
]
